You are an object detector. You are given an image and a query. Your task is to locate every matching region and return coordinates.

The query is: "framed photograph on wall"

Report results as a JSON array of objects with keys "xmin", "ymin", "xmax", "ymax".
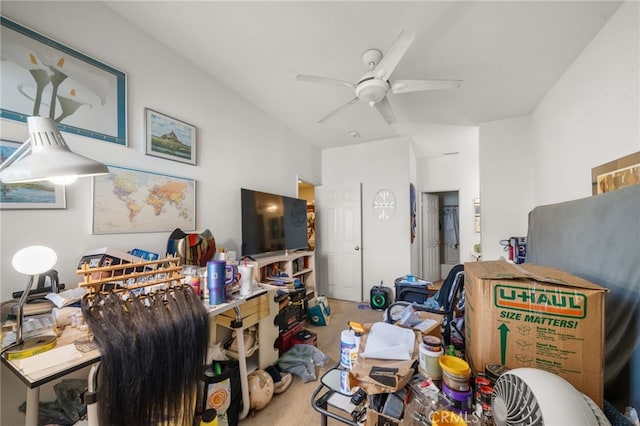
[
  {"xmin": 473, "ymin": 198, "xmax": 481, "ymax": 233},
  {"xmin": 0, "ymin": 16, "xmax": 127, "ymax": 145},
  {"xmin": 591, "ymin": 152, "xmax": 640, "ymax": 195},
  {"xmin": 92, "ymin": 165, "xmax": 195, "ymax": 234},
  {"xmin": 0, "ymin": 140, "xmax": 66, "ymax": 209},
  {"xmin": 145, "ymin": 108, "xmax": 196, "ymax": 165}
]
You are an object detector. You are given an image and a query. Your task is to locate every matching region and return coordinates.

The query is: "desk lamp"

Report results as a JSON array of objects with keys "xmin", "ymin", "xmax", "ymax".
[
  {"xmin": 4, "ymin": 245, "xmax": 58, "ymax": 359},
  {"xmin": 0, "ymin": 116, "xmax": 108, "ymax": 184}
]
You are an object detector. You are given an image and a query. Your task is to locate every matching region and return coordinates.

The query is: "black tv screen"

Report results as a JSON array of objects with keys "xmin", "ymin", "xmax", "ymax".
[{"xmin": 241, "ymin": 188, "xmax": 308, "ymax": 257}]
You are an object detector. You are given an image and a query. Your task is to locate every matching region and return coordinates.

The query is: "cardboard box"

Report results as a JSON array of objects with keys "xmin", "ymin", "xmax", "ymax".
[
  {"xmin": 365, "ymin": 387, "xmax": 415, "ymax": 426},
  {"xmin": 391, "ymin": 307, "xmax": 443, "ymax": 340},
  {"xmin": 464, "ymin": 261, "xmax": 607, "ymax": 406},
  {"xmin": 365, "ymin": 408, "xmax": 405, "ymax": 426},
  {"xmin": 350, "ymin": 323, "xmax": 421, "ymax": 395},
  {"xmin": 414, "ymin": 311, "xmax": 443, "ymax": 340}
]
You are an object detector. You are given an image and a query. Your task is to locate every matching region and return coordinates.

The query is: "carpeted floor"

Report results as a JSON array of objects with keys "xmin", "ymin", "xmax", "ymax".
[{"xmin": 239, "ymin": 298, "xmax": 384, "ymax": 425}]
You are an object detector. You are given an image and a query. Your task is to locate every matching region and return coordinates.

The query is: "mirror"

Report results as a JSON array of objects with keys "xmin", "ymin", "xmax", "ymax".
[{"xmin": 320, "ymin": 368, "xmax": 356, "ymax": 396}]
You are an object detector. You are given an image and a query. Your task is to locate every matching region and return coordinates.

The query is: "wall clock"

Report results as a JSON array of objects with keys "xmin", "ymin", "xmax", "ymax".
[{"xmin": 373, "ymin": 189, "xmax": 396, "ymax": 222}]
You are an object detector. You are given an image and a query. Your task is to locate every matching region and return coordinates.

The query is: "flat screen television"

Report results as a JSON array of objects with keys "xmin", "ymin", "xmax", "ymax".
[{"xmin": 241, "ymin": 188, "xmax": 308, "ymax": 257}]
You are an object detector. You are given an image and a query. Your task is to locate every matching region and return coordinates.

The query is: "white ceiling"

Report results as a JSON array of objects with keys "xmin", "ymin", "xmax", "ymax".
[{"xmin": 104, "ymin": 1, "xmax": 622, "ymax": 151}]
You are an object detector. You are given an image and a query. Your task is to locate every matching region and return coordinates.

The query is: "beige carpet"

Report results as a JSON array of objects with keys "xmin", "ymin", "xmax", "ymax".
[{"xmin": 239, "ymin": 298, "xmax": 384, "ymax": 425}]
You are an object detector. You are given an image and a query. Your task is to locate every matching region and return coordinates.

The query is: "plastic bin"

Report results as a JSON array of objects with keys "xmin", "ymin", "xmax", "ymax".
[{"xmin": 394, "ymin": 276, "xmax": 435, "ymax": 304}]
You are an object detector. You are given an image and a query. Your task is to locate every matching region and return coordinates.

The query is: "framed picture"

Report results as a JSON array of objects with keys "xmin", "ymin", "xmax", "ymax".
[
  {"xmin": 473, "ymin": 198, "xmax": 481, "ymax": 233},
  {"xmin": 92, "ymin": 165, "xmax": 196, "ymax": 234},
  {"xmin": 591, "ymin": 152, "xmax": 640, "ymax": 195},
  {"xmin": 409, "ymin": 183, "xmax": 416, "ymax": 244},
  {"xmin": 145, "ymin": 108, "xmax": 196, "ymax": 165},
  {"xmin": 0, "ymin": 140, "xmax": 66, "ymax": 209},
  {"xmin": 0, "ymin": 17, "xmax": 127, "ymax": 145}
]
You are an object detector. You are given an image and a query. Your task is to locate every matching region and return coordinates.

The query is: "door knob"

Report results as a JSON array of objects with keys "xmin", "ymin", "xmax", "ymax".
[{"xmin": 355, "ymin": 246, "xmax": 360, "ymax": 251}]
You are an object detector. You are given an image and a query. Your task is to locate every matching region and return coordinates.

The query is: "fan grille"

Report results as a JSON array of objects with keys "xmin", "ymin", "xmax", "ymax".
[{"xmin": 492, "ymin": 373, "xmax": 544, "ymax": 425}]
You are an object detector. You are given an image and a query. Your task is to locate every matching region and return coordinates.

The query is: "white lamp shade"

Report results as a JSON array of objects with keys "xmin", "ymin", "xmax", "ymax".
[
  {"xmin": 355, "ymin": 79, "xmax": 389, "ymax": 106},
  {"xmin": 12, "ymin": 245, "xmax": 57, "ymax": 275},
  {"xmin": 0, "ymin": 116, "xmax": 109, "ymax": 184}
]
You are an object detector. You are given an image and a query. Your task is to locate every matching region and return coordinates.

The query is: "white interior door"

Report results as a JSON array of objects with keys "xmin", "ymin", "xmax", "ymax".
[
  {"xmin": 443, "ymin": 206, "xmax": 460, "ymax": 264},
  {"xmin": 316, "ymin": 182, "xmax": 362, "ymax": 302},
  {"xmin": 422, "ymin": 193, "xmax": 440, "ymax": 282}
]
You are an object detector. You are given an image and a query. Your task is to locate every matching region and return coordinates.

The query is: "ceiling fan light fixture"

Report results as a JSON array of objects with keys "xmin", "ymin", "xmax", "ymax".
[
  {"xmin": 295, "ymin": 30, "xmax": 461, "ymax": 127},
  {"xmin": 355, "ymin": 79, "xmax": 390, "ymax": 107}
]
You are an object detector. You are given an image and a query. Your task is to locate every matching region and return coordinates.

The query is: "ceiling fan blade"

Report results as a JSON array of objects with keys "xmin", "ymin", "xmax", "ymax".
[
  {"xmin": 392, "ymin": 79, "xmax": 462, "ymax": 94},
  {"xmin": 374, "ymin": 97, "xmax": 396, "ymax": 125},
  {"xmin": 318, "ymin": 97, "xmax": 360, "ymax": 123},
  {"xmin": 373, "ymin": 30, "xmax": 416, "ymax": 81},
  {"xmin": 295, "ymin": 74, "xmax": 355, "ymax": 88}
]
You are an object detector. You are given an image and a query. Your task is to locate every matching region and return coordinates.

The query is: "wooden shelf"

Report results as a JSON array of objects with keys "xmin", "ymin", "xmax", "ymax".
[
  {"xmin": 76, "ymin": 255, "xmax": 184, "ymax": 294},
  {"xmin": 250, "ymin": 251, "xmax": 316, "ymax": 297},
  {"xmin": 248, "ymin": 251, "xmax": 316, "ymax": 354}
]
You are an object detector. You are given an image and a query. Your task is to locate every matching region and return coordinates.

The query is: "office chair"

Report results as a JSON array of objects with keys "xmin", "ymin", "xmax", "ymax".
[{"xmin": 385, "ymin": 264, "xmax": 465, "ymax": 348}]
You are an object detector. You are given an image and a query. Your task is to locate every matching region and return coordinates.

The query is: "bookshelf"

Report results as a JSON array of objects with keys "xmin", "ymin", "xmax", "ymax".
[{"xmin": 250, "ymin": 250, "xmax": 316, "ymax": 298}]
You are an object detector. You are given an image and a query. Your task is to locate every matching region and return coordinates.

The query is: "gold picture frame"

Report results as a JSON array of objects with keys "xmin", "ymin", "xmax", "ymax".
[
  {"xmin": 591, "ymin": 152, "xmax": 640, "ymax": 195},
  {"xmin": 145, "ymin": 108, "xmax": 196, "ymax": 165}
]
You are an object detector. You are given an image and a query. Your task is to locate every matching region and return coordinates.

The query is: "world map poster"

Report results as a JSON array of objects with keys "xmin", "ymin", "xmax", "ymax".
[{"xmin": 92, "ymin": 166, "xmax": 195, "ymax": 234}]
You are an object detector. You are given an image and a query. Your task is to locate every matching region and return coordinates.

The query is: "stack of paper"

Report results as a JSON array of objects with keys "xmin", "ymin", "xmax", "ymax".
[
  {"xmin": 16, "ymin": 344, "xmax": 82, "ymax": 376},
  {"xmin": 360, "ymin": 322, "xmax": 416, "ymax": 360}
]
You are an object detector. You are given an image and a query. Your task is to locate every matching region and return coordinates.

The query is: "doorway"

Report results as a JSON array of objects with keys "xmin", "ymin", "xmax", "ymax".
[
  {"xmin": 421, "ymin": 191, "xmax": 460, "ymax": 281},
  {"xmin": 314, "ymin": 182, "xmax": 363, "ymax": 302},
  {"xmin": 297, "ymin": 179, "xmax": 316, "ymax": 250}
]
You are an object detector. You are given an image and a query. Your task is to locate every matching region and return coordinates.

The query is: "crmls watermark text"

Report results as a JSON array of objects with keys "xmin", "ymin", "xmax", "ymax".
[{"xmin": 494, "ymin": 284, "xmax": 587, "ymax": 319}]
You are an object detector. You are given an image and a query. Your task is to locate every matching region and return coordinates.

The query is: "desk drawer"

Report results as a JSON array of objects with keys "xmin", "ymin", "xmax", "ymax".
[{"xmin": 216, "ymin": 294, "xmax": 270, "ymax": 327}]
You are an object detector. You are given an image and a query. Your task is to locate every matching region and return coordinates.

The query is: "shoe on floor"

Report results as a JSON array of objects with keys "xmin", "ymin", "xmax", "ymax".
[
  {"xmin": 265, "ymin": 365, "xmax": 292, "ymax": 394},
  {"xmin": 274, "ymin": 372, "xmax": 292, "ymax": 394}
]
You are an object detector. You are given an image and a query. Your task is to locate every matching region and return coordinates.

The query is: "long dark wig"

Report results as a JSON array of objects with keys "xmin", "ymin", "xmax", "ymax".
[{"xmin": 82, "ymin": 284, "xmax": 209, "ymax": 425}]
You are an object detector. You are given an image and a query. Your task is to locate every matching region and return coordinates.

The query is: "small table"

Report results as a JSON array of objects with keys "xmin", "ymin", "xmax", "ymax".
[
  {"xmin": 1, "ymin": 327, "xmax": 101, "ymax": 426},
  {"xmin": 311, "ymin": 367, "xmax": 362, "ymax": 426}
]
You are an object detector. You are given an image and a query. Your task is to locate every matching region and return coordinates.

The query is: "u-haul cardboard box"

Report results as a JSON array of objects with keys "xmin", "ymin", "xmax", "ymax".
[{"xmin": 464, "ymin": 261, "xmax": 607, "ymax": 407}]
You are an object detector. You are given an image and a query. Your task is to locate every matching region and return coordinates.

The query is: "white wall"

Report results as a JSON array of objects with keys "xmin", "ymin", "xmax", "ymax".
[
  {"xmin": 408, "ymin": 144, "xmax": 420, "ymax": 276},
  {"xmin": 478, "ymin": 0, "xmax": 638, "ymax": 260},
  {"xmin": 531, "ymin": 0, "xmax": 640, "ymax": 206},
  {"xmin": 320, "ymin": 125, "xmax": 479, "ymax": 293},
  {"xmin": 478, "ymin": 116, "xmax": 534, "ymax": 261},
  {"xmin": 416, "ymin": 126, "xmax": 481, "ymax": 266},
  {"xmin": 321, "ymin": 137, "xmax": 412, "ymax": 297},
  {"xmin": 0, "ymin": 2, "xmax": 321, "ymax": 302}
]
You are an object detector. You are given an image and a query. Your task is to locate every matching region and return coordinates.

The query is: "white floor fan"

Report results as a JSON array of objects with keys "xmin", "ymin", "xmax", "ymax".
[
  {"xmin": 492, "ymin": 368, "xmax": 611, "ymax": 426},
  {"xmin": 294, "ymin": 30, "xmax": 462, "ymax": 125}
]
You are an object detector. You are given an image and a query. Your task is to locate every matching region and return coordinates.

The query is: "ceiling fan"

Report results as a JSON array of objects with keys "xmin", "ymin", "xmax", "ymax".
[{"xmin": 295, "ymin": 30, "xmax": 462, "ymax": 125}]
